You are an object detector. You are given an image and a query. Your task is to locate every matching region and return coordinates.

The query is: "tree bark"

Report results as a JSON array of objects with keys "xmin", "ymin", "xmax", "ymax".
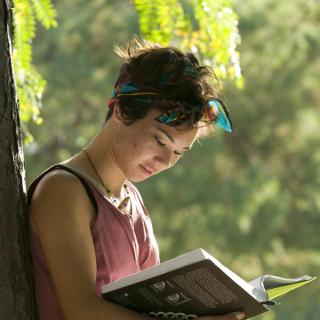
[{"xmin": 0, "ymin": 0, "xmax": 36, "ymax": 319}]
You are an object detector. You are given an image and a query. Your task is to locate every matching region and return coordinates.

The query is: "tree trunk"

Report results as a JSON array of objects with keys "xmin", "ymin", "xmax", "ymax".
[{"xmin": 0, "ymin": 0, "xmax": 36, "ymax": 319}]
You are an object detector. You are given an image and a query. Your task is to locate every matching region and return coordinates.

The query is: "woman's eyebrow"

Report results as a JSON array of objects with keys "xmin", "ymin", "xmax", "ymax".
[
  {"xmin": 157, "ymin": 127, "xmax": 174, "ymax": 142},
  {"xmin": 157, "ymin": 127, "xmax": 192, "ymax": 150}
]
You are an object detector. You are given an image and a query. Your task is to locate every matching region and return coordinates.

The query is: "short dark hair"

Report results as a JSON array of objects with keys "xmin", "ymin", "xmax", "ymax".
[{"xmin": 106, "ymin": 39, "xmax": 221, "ymax": 136}]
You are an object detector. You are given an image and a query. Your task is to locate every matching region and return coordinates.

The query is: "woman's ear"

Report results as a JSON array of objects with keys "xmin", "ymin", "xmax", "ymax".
[{"xmin": 112, "ymin": 104, "xmax": 126, "ymax": 124}]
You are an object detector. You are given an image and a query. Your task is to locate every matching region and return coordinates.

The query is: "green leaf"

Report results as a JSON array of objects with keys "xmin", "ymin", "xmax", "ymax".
[{"xmin": 30, "ymin": 0, "xmax": 57, "ymax": 28}]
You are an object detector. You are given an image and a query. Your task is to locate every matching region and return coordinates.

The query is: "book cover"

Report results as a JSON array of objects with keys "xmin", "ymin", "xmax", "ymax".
[{"xmin": 101, "ymin": 249, "xmax": 316, "ymax": 319}]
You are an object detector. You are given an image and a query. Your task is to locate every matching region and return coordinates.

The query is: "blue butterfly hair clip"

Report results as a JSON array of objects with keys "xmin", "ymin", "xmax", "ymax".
[{"xmin": 206, "ymin": 99, "xmax": 233, "ymax": 132}]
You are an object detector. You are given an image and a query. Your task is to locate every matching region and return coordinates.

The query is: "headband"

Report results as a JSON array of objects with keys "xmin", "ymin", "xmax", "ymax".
[{"xmin": 108, "ymin": 81, "xmax": 233, "ymax": 133}]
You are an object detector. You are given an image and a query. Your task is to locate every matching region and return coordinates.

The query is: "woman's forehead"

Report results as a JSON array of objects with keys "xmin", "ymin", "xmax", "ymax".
[{"xmin": 132, "ymin": 109, "xmax": 198, "ymax": 143}]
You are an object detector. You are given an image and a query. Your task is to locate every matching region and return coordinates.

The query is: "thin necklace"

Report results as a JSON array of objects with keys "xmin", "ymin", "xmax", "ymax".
[{"xmin": 81, "ymin": 148, "xmax": 130, "ymax": 213}]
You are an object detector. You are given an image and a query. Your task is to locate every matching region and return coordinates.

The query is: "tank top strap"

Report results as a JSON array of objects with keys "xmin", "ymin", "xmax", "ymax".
[{"xmin": 27, "ymin": 164, "xmax": 99, "ymax": 215}]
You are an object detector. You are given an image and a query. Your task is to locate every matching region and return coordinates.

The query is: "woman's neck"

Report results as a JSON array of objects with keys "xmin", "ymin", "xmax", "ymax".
[{"xmin": 63, "ymin": 124, "xmax": 127, "ymax": 198}]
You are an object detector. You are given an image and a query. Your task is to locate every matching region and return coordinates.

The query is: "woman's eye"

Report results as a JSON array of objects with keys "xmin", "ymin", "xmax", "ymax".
[{"xmin": 155, "ymin": 136, "xmax": 165, "ymax": 146}]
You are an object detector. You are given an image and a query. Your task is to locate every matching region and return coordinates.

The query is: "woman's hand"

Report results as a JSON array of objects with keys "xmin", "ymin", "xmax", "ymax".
[{"xmin": 198, "ymin": 311, "xmax": 246, "ymax": 320}]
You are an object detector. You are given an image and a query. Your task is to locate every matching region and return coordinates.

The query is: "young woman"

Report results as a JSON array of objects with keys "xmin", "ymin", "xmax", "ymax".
[{"xmin": 27, "ymin": 40, "xmax": 243, "ymax": 320}]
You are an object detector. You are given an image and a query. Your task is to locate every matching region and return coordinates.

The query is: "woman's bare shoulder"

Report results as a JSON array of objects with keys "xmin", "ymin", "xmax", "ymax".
[
  {"xmin": 29, "ymin": 168, "xmax": 95, "ymax": 234},
  {"xmin": 30, "ymin": 169, "xmax": 83, "ymax": 202}
]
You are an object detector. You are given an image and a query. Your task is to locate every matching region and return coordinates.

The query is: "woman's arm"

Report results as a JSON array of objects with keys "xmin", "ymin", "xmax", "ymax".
[{"xmin": 29, "ymin": 170, "xmax": 151, "ymax": 320}]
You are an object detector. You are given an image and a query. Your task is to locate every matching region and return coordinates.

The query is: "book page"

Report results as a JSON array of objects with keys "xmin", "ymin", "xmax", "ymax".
[
  {"xmin": 267, "ymin": 278, "xmax": 316, "ymax": 300},
  {"xmin": 249, "ymin": 274, "xmax": 316, "ymax": 301}
]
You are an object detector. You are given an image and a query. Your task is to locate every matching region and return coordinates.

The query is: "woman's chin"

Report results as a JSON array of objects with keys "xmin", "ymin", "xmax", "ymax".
[{"xmin": 128, "ymin": 175, "xmax": 150, "ymax": 183}]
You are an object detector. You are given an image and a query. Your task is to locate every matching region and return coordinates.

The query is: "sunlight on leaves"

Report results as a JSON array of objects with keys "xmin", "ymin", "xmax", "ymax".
[
  {"xmin": 134, "ymin": 0, "xmax": 242, "ymax": 85},
  {"xmin": 12, "ymin": 0, "xmax": 57, "ymax": 144}
]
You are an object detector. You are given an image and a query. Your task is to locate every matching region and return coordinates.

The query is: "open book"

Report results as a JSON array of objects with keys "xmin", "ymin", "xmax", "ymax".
[{"xmin": 101, "ymin": 248, "xmax": 316, "ymax": 319}]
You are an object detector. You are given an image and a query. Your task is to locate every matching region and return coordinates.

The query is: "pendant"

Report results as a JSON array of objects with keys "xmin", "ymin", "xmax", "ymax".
[{"xmin": 118, "ymin": 196, "xmax": 130, "ymax": 211}]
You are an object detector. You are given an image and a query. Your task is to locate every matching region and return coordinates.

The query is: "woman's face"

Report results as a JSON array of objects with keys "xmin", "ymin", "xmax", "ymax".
[{"xmin": 112, "ymin": 109, "xmax": 198, "ymax": 182}]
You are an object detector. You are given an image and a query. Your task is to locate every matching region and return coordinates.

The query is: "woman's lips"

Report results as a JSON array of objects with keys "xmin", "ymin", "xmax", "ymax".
[{"xmin": 140, "ymin": 164, "xmax": 154, "ymax": 175}]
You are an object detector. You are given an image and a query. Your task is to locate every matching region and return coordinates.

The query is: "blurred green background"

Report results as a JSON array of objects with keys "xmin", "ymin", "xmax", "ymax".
[{"xmin": 22, "ymin": 0, "xmax": 320, "ymax": 319}]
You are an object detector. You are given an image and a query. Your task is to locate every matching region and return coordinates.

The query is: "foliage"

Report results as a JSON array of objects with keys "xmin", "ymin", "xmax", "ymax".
[
  {"xmin": 12, "ymin": 0, "xmax": 57, "ymax": 143},
  {"xmin": 14, "ymin": 0, "xmax": 240, "ymax": 143},
  {"xmin": 24, "ymin": 0, "xmax": 141, "ymax": 178},
  {"xmin": 133, "ymin": 0, "xmax": 242, "ymax": 86}
]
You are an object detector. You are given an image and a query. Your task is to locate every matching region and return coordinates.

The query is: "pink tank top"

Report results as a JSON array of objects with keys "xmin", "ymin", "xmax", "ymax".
[{"xmin": 27, "ymin": 164, "xmax": 160, "ymax": 320}]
